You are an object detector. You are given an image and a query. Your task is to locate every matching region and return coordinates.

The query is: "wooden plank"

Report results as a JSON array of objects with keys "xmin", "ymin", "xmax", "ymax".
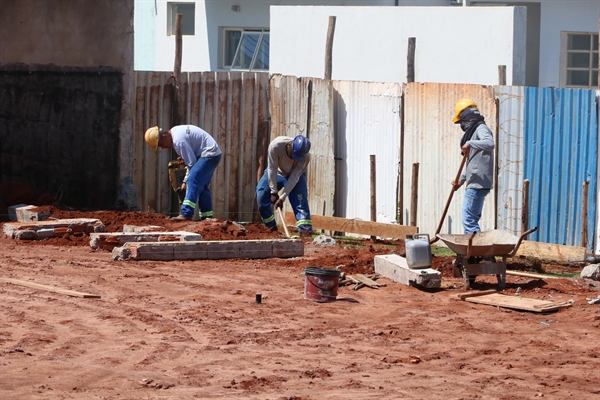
[
  {"xmin": 355, "ymin": 274, "xmax": 381, "ymax": 288},
  {"xmin": 462, "ymin": 292, "xmax": 571, "ymax": 312},
  {"xmin": 506, "ymin": 270, "xmax": 559, "ymax": 280},
  {"xmin": 516, "ymin": 240, "xmax": 585, "ymax": 262},
  {"xmin": 455, "ymin": 290, "xmax": 498, "ymax": 300},
  {"xmin": 285, "ymin": 211, "xmax": 417, "ymax": 238},
  {"xmin": 0, "ymin": 277, "xmax": 101, "ymax": 298}
]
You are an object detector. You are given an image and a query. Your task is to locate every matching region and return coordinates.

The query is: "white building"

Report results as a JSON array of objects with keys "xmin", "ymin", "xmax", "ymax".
[{"xmin": 134, "ymin": 0, "xmax": 599, "ymax": 87}]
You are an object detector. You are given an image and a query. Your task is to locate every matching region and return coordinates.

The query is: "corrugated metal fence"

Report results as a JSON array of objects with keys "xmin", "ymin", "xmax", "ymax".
[{"xmin": 132, "ymin": 71, "xmax": 598, "ymax": 250}]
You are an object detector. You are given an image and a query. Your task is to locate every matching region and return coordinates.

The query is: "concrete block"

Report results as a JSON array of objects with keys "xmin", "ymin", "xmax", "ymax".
[
  {"xmin": 113, "ymin": 239, "xmax": 304, "ymax": 261},
  {"xmin": 89, "ymin": 231, "xmax": 202, "ymax": 251},
  {"xmin": 581, "ymin": 265, "xmax": 600, "ymax": 281},
  {"xmin": 272, "ymin": 239, "xmax": 304, "ymax": 258},
  {"xmin": 123, "ymin": 225, "xmax": 164, "ymax": 233},
  {"xmin": 4, "ymin": 218, "xmax": 105, "ymax": 239},
  {"xmin": 15, "ymin": 205, "xmax": 51, "ymax": 222},
  {"xmin": 8, "ymin": 204, "xmax": 28, "ymax": 221},
  {"xmin": 128, "ymin": 242, "xmax": 175, "ymax": 261},
  {"xmin": 375, "ymin": 254, "xmax": 441, "ymax": 289}
]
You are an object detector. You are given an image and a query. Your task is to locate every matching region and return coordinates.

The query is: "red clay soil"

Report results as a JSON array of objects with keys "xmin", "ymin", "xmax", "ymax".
[{"xmin": 1, "ymin": 208, "xmax": 599, "ymax": 399}]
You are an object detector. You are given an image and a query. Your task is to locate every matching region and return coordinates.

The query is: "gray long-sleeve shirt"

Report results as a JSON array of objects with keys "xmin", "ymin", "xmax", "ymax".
[
  {"xmin": 459, "ymin": 124, "xmax": 495, "ymax": 189},
  {"xmin": 171, "ymin": 125, "xmax": 221, "ymax": 183},
  {"xmin": 267, "ymin": 136, "xmax": 311, "ymax": 200}
]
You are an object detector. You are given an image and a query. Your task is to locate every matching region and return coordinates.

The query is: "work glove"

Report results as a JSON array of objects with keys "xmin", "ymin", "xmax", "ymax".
[
  {"xmin": 270, "ymin": 193, "xmax": 279, "ymax": 205},
  {"xmin": 274, "ymin": 198, "xmax": 284, "ymax": 209}
]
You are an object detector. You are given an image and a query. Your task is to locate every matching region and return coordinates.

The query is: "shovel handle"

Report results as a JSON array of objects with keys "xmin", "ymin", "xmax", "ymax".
[
  {"xmin": 431, "ymin": 153, "xmax": 468, "ymax": 244},
  {"xmin": 277, "ymin": 207, "xmax": 291, "ymax": 238}
]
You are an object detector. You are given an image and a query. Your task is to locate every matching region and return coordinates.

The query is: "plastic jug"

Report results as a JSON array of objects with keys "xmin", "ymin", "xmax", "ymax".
[{"xmin": 405, "ymin": 233, "xmax": 432, "ymax": 269}]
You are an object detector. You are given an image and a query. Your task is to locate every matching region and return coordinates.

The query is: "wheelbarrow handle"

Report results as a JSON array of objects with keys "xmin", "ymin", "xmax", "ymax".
[{"xmin": 507, "ymin": 227, "xmax": 538, "ymax": 257}]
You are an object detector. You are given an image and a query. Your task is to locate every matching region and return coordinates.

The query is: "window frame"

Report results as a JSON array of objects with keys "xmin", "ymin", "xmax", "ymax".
[
  {"xmin": 221, "ymin": 28, "xmax": 269, "ymax": 72},
  {"xmin": 167, "ymin": 2, "xmax": 196, "ymax": 37},
  {"xmin": 560, "ymin": 31, "xmax": 599, "ymax": 88}
]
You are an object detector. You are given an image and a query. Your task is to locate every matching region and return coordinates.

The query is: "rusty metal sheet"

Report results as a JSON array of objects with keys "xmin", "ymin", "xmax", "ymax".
[
  {"xmin": 402, "ymin": 82, "xmax": 497, "ymax": 237},
  {"xmin": 332, "ymin": 80, "xmax": 402, "ymax": 225},
  {"xmin": 268, "ymin": 75, "xmax": 335, "ymax": 220}
]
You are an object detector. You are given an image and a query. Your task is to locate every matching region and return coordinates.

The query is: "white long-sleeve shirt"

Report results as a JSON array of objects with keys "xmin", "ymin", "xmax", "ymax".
[{"xmin": 267, "ymin": 136, "xmax": 311, "ymax": 200}]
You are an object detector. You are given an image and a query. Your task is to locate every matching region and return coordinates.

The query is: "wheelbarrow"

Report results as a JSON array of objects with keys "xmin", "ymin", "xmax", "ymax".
[{"xmin": 436, "ymin": 228, "xmax": 537, "ymax": 289}]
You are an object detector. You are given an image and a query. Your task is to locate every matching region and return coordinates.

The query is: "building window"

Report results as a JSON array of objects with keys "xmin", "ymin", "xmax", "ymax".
[
  {"xmin": 562, "ymin": 32, "xmax": 598, "ymax": 88},
  {"xmin": 223, "ymin": 29, "xmax": 269, "ymax": 71},
  {"xmin": 168, "ymin": 2, "xmax": 195, "ymax": 36}
]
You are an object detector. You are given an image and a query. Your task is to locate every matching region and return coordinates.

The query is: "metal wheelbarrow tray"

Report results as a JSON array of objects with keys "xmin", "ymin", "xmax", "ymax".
[{"xmin": 436, "ymin": 228, "xmax": 537, "ymax": 289}]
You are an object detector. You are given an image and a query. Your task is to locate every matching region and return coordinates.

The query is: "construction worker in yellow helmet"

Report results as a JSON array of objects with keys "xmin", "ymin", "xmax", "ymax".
[
  {"xmin": 144, "ymin": 125, "xmax": 222, "ymax": 221},
  {"xmin": 450, "ymin": 99, "xmax": 495, "ymax": 235}
]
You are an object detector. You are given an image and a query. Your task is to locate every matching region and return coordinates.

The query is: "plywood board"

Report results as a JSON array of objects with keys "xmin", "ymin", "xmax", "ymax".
[{"xmin": 460, "ymin": 292, "xmax": 570, "ymax": 312}]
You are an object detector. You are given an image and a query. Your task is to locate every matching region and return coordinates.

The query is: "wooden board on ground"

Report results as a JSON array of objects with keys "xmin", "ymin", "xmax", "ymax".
[
  {"xmin": 506, "ymin": 270, "xmax": 559, "ymax": 279},
  {"xmin": 516, "ymin": 240, "xmax": 585, "ymax": 263},
  {"xmin": 0, "ymin": 277, "xmax": 101, "ymax": 298},
  {"xmin": 458, "ymin": 291, "xmax": 571, "ymax": 312},
  {"xmin": 284, "ymin": 212, "xmax": 417, "ymax": 239}
]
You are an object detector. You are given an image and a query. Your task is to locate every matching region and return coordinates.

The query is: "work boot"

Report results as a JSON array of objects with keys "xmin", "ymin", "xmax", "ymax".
[{"xmin": 171, "ymin": 214, "xmax": 191, "ymax": 221}]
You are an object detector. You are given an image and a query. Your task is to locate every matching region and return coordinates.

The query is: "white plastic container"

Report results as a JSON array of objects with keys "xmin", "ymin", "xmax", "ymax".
[{"xmin": 405, "ymin": 233, "xmax": 432, "ymax": 269}]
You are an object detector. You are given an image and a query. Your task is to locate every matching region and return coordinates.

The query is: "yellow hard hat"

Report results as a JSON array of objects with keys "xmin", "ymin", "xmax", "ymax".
[
  {"xmin": 453, "ymin": 98, "xmax": 478, "ymax": 123},
  {"xmin": 144, "ymin": 126, "xmax": 159, "ymax": 151}
]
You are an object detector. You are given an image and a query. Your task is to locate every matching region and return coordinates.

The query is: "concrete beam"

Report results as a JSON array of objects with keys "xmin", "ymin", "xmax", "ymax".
[
  {"xmin": 112, "ymin": 239, "xmax": 304, "ymax": 261},
  {"xmin": 374, "ymin": 254, "xmax": 441, "ymax": 289},
  {"xmin": 90, "ymin": 231, "xmax": 203, "ymax": 251},
  {"xmin": 3, "ymin": 218, "xmax": 106, "ymax": 240}
]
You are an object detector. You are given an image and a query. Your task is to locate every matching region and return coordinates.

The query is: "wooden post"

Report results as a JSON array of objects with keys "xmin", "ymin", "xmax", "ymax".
[
  {"xmin": 170, "ymin": 13, "xmax": 183, "ymax": 216},
  {"xmin": 407, "ymin": 37, "xmax": 416, "ymax": 83},
  {"xmin": 521, "ymin": 179, "xmax": 529, "ymax": 234},
  {"xmin": 370, "ymin": 155, "xmax": 377, "ymax": 242},
  {"xmin": 397, "ymin": 92, "xmax": 405, "ymax": 224},
  {"xmin": 498, "ymin": 65, "xmax": 506, "ymax": 85},
  {"xmin": 582, "ymin": 181, "xmax": 589, "ymax": 248},
  {"xmin": 172, "ymin": 13, "xmax": 183, "ymax": 127},
  {"xmin": 410, "ymin": 162, "xmax": 419, "ymax": 227},
  {"xmin": 324, "ymin": 16, "xmax": 336, "ymax": 80}
]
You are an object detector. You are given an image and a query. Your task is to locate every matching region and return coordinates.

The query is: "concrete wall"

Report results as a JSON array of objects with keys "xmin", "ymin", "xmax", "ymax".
[
  {"xmin": 271, "ymin": 6, "xmax": 527, "ymax": 85},
  {"xmin": 134, "ymin": 0, "xmax": 396, "ymax": 72},
  {"xmin": 0, "ymin": 0, "xmax": 136, "ymax": 211}
]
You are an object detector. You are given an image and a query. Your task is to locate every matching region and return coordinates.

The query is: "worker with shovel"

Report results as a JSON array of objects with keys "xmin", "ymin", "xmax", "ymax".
[
  {"xmin": 144, "ymin": 125, "xmax": 222, "ymax": 221},
  {"xmin": 256, "ymin": 135, "xmax": 313, "ymax": 236},
  {"xmin": 451, "ymin": 99, "xmax": 495, "ymax": 234}
]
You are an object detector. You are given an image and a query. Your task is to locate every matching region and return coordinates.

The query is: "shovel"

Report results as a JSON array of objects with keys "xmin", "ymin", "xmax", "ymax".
[
  {"xmin": 430, "ymin": 152, "xmax": 468, "ymax": 244},
  {"xmin": 276, "ymin": 207, "xmax": 291, "ymax": 238}
]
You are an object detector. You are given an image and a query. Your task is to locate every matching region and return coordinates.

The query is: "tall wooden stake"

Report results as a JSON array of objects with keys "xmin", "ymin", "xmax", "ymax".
[
  {"xmin": 370, "ymin": 155, "xmax": 377, "ymax": 242},
  {"xmin": 172, "ymin": 13, "xmax": 183, "ymax": 127},
  {"xmin": 522, "ymin": 179, "xmax": 529, "ymax": 234},
  {"xmin": 324, "ymin": 16, "xmax": 336, "ymax": 80},
  {"xmin": 407, "ymin": 37, "xmax": 416, "ymax": 83},
  {"xmin": 410, "ymin": 162, "xmax": 419, "ymax": 227},
  {"xmin": 498, "ymin": 65, "xmax": 506, "ymax": 85},
  {"xmin": 582, "ymin": 181, "xmax": 589, "ymax": 248}
]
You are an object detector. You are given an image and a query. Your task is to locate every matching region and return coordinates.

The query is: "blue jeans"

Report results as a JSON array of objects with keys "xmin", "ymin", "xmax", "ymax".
[
  {"xmin": 462, "ymin": 188, "xmax": 490, "ymax": 234},
  {"xmin": 180, "ymin": 154, "xmax": 222, "ymax": 219},
  {"xmin": 256, "ymin": 170, "xmax": 312, "ymax": 234}
]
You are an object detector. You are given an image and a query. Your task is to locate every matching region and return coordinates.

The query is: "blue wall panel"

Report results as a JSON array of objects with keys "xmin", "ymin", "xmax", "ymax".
[{"xmin": 524, "ymin": 87, "xmax": 597, "ymax": 250}]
